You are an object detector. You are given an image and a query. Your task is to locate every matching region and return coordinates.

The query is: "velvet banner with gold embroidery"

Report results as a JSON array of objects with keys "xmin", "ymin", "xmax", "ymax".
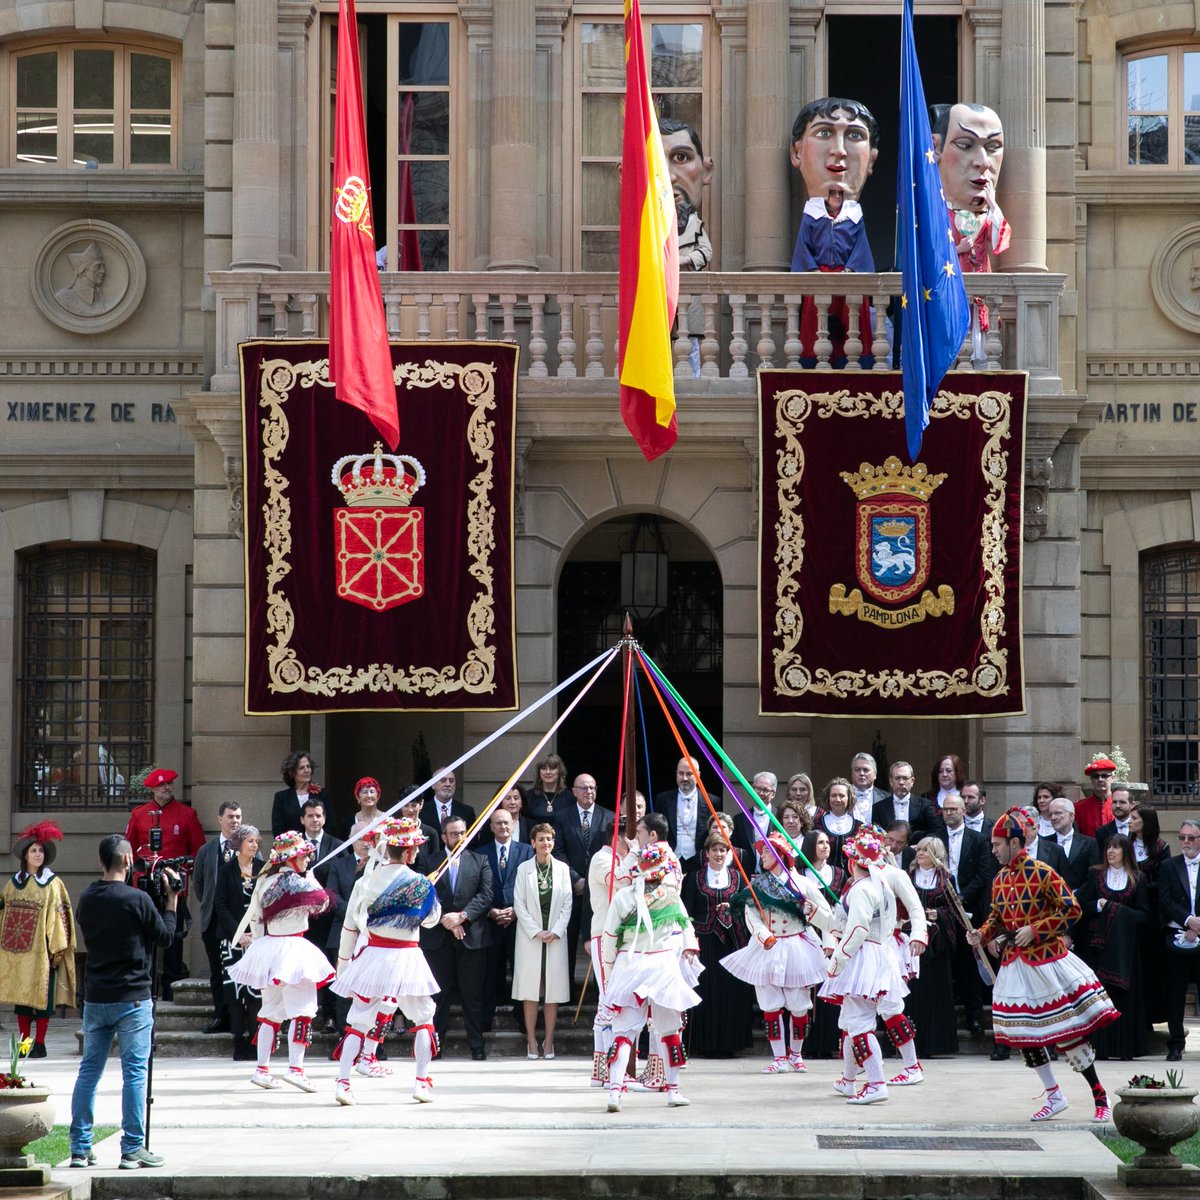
[
  {"xmin": 241, "ymin": 340, "xmax": 518, "ymax": 714},
  {"xmin": 759, "ymin": 371, "xmax": 1026, "ymax": 717}
]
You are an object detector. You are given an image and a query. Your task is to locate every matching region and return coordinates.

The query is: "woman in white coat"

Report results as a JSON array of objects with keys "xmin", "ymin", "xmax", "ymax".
[{"xmin": 513, "ymin": 822, "xmax": 573, "ymax": 1059}]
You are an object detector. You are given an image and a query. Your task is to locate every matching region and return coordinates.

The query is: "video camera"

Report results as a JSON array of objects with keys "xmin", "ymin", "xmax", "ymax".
[{"xmin": 133, "ymin": 813, "xmax": 193, "ymax": 910}]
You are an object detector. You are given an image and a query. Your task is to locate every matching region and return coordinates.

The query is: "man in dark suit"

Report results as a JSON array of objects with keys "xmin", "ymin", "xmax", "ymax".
[
  {"xmin": 552, "ymin": 773, "xmax": 613, "ymax": 987},
  {"xmin": 1048, "ymin": 796, "xmax": 1100, "ymax": 891},
  {"xmin": 1094, "ymin": 785, "xmax": 1136, "ymax": 853},
  {"xmin": 653, "ymin": 756, "xmax": 704, "ymax": 872},
  {"xmin": 420, "ymin": 769, "xmax": 477, "ymax": 834},
  {"xmin": 421, "ymin": 816, "xmax": 494, "ymax": 1059},
  {"xmin": 872, "ymin": 760, "xmax": 944, "ymax": 844},
  {"xmin": 191, "ymin": 800, "xmax": 243, "ymax": 1033},
  {"xmin": 942, "ymin": 794, "xmax": 995, "ymax": 1035},
  {"xmin": 300, "ymin": 797, "xmax": 355, "ymax": 1031},
  {"xmin": 884, "ymin": 821, "xmax": 916, "ymax": 872},
  {"xmin": 271, "ymin": 750, "xmax": 325, "ymax": 837},
  {"xmin": 481, "ymin": 807, "xmax": 534, "ymax": 1030},
  {"xmin": 1159, "ymin": 819, "xmax": 1200, "ymax": 1061},
  {"xmin": 731, "ymin": 771, "xmax": 778, "ymax": 869},
  {"xmin": 850, "ymin": 752, "xmax": 890, "ymax": 824}
]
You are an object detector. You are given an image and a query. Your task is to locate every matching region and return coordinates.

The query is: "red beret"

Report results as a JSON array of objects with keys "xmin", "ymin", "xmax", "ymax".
[
  {"xmin": 144, "ymin": 768, "xmax": 178, "ymax": 788},
  {"xmin": 1084, "ymin": 755, "xmax": 1117, "ymax": 775}
]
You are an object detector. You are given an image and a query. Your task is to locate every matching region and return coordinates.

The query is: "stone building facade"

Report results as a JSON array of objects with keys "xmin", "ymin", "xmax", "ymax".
[{"xmin": 0, "ymin": 0, "xmax": 1196, "ymax": 906}]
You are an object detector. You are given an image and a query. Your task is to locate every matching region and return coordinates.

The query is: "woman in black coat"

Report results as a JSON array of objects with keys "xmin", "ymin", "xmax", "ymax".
[
  {"xmin": 215, "ymin": 824, "xmax": 265, "ymax": 1060},
  {"xmin": 904, "ymin": 837, "xmax": 960, "ymax": 1058},
  {"xmin": 524, "ymin": 754, "xmax": 573, "ymax": 823}
]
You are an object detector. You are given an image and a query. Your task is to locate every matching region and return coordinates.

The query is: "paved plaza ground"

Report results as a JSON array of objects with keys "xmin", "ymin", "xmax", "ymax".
[{"xmin": 10, "ymin": 1014, "xmax": 1198, "ymax": 1199}]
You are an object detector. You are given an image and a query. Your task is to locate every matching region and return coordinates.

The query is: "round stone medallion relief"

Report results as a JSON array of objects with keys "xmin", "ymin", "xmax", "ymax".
[
  {"xmin": 1150, "ymin": 223, "xmax": 1200, "ymax": 335},
  {"xmin": 31, "ymin": 219, "xmax": 147, "ymax": 335}
]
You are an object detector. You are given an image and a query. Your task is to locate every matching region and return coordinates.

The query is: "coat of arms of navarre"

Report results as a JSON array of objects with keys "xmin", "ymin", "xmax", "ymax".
[
  {"xmin": 829, "ymin": 456, "xmax": 955, "ymax": 628},
  {"xmin": 330, "ymin": 444, "xmax": 426, "ymax": 612}
]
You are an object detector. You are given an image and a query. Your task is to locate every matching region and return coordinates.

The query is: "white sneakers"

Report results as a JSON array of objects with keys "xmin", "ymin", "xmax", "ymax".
[
  {"xmin": 832, "ymin": 1076, "xmax": 858, "ymax": 1097},
  {"xmin": 412, "ymin": 1075, "xmax": 434, "ymax": 1103},
  {"xmin": 847, "ymin": 1081, "xmax": 889, "ymax": 1105},
  {"xmin": 787, "ymin": 1052, "xmax": 807, "ymax": 1073},
  {"xmin": 335, "ymin": 1080, "xmax": 355, "ymax": 1106},
  {"xmin": 1030, "ymin": 1087, "xmax": 1068, "ymax": 1122},
  {"xmin": 282, "ymin": 1069, "xmax": 317, "ymax": 1093},
  {"xmin": 888, "ymin": 1065, "xmax": 924, "ymax": 1086},
  {"xmin": 250, "ymin": 1070, "xmax": 280, "ymax": 1090},
  {"xmin": 665, "ymin": 1087, "xmax": 690, "ymax": 1107},
  {"xmin": 606, "ymin": 1087, "xmax": 624, "ymax": 1113}
]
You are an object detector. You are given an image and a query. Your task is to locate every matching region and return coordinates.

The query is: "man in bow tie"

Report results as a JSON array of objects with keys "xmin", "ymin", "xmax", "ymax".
[{"xmin": 192, "ymin": 800, "xmax": 242, "ymax": 1034}]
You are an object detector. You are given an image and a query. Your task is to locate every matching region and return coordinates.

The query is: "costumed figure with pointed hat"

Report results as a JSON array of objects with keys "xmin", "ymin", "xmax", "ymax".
[
  {"xmin": 720, "ymin": 831, "xmax": 833, "ymax": 1073},
  {"xmin": 331, "ymin": 817, "xmax": 442, "ymax": 1106},
  {"xmin": 967, "ymin": 807, "xmax": 1118, "ymax": 1123},
  {"xmin": 818, "ymin": 828, "xmax": 905, "ymax": 1105},
  {"xmin": 0, "ymin": 822, "xmax": 77, "ymax": 1056},
  {"xmin": 600, "ymin": 841, "xmax": 701, "ymax": 1112},
  {"xmin": 229, "ymin": 830, "xmax": 334, "ymax": 1093}
]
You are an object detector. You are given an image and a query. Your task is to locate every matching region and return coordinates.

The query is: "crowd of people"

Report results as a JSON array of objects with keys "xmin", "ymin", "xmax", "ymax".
[{"xmin": 2, "ymin": 747, "xmax": 1199, "ymax": 1163}]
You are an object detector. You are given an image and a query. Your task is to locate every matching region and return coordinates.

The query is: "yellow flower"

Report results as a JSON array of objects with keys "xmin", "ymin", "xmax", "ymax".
[{"xmin": 17, "ymin": 1038, "xmax": 33, "ymax": 1057}]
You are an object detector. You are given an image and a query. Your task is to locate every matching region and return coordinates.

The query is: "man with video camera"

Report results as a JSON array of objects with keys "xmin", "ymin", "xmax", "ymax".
[{"xmin": 69, "ymin": 833, "xmax": 180, "ymax": 1171}]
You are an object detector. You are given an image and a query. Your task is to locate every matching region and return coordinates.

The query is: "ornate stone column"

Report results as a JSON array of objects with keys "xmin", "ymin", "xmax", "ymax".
[
  {"xmin": 231, "ymin": 0, "xmax": 281, "ymax": 269},
  {"xmin": 998, "ymin": 0, "xmax": 1046, "ymax": 271},
  {"xmin": 488, "ymin": 0, "xmax": 537, "ymax": 269},
  {"xmin": 742, "ymin": 0, "xmax": 790, "ymax": 271}
]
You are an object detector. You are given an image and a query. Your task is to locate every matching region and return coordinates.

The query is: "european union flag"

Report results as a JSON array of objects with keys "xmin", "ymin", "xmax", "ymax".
[{"xmin": 897, "ymin": 0, "xmax": 970, "ymax": 461}]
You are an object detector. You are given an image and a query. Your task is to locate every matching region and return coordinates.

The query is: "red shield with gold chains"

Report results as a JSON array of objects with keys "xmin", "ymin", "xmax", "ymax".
[{"xmin": 334, "ymin": 507, "xmax": 424, "ymax": 611}]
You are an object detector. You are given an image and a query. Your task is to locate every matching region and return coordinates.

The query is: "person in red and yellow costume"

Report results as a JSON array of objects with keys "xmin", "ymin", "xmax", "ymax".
[{"xmin": 968, "ymin": 807, "xmax": 1118, "ymax": 1124}]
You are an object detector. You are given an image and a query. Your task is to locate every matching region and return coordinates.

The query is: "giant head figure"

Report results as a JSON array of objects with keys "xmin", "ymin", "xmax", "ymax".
[
  {"xmin": 932, "ymin": 102, "xmax": 1005, "ymax": 215},
  {"xmin": 789, "ymin": 97, "xmax": 879, "ymax": 212}
]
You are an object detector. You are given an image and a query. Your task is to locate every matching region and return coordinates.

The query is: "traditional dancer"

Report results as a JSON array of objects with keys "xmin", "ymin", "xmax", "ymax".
[
  {"xmin": 819, "ymin": 828, "xmax": 904, "ymax": 1105},
  {"xmin": 720, "ymin": 831, "xmax": 832, "ymax": 1073},
  {"xmin": 331, "ymin": 817, "xmax": 441, "ymax": 1105},
  {"xmin": 968, "ymin": 808, "xmax": 1118, "ymax": 1123},
  {"xmin": 601, "ymin": 841, "xmax": 701, "ymax": 1112},
  {"xmin": 871, "ymin": 824, "xmax": 929, "ymax": 1087},
  {"xmin": 0, "ymin": 822, "xmax": 76, "ymax": 1057},
  {"xmin": 586, "ymin": 825, "xmax": 635, "ymax": 1087},
  {"xmin": 229, "ymin": 830, "xmax": 334, "ymax": 1092}
]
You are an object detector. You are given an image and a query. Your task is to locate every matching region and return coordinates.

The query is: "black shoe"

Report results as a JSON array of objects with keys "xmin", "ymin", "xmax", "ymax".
[
  {"xmin": 1166, "ymin": 1048, "xmax": 1184, "ymax": 1062},
  {"xmin": 375, "ymin": 1043, "xmax": 388, "ymax": 1061},
  {"xmin": 203, "ymin": 1018, "xmax": 230, "ymax": 1034},
  {"xmin": 967, "ymin": 1021, "xmax": 985, "ymax": 1038},
  {"xmin": 471, "ymin": 1048, "xmax": 487, "ymax": 1061},
  {"xmin": 990, "ymin": 1044, "xmax": 1011, "ymax": 1061},
  {"xmin": 29, "ymin": 1042, "xmax": 46, "ymax": 1059},
  {"xmin": 320, "ymin": 1017, "xmax": 336, "ymax": 1034}
]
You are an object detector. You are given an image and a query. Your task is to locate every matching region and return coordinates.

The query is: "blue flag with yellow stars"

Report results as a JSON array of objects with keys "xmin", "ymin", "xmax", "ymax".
[{"xmin": 897, "ymin": 0, "xmax": 970, "ymax": 461}]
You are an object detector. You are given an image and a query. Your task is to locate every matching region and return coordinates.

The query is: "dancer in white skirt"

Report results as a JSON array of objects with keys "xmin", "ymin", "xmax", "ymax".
[
  {"xmin": 586, "ymin": 824, "xmax": 636, "ymax": 1086},
  {"xmin": 967, "ymin": 807, "xmax": 1117, "ymax": 1123},
  {"xmin": 818, "ymin": 828, "xmax": 904, "ymax": 1105},
  {"xmin": 332, "ymin": 817, "xmax": 441, "ymax": 1105},
  {"xmin": 601, "ymin": 840, "xmax": 700, "ymax": 1112},
  {"xmin": 721, "ymin": 831, "xmax": 832, "ymax": 1073},
  {"xmin": 229, "ymin": 830, "xmax": 334, "ymax": 1093}
]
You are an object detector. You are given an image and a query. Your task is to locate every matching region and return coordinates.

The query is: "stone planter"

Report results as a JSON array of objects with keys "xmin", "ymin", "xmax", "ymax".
[
  {"xmin": 0, "ymin": 1085, "xmax": 54, "ymax": 1170},
  {"xmin": 1112, "ymin": 1086, "xmax": 1200, "ymax": 1170}
]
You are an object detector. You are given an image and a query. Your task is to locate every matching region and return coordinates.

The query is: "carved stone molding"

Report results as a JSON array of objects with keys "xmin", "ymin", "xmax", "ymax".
[
  {"xmin": 1024, "ymin": 455, "xmax": 1054, "ymax": 542},
  {"xmin": 514, "ymin": 435, "xmax": 531, "ymax": 534},
  {"xmin": 177, "ymin": 391, "xmax": 245, "ymax": 538},
  {"xmin": 31, "ymin": 220, "xmax": 147, "ymax": 335},
  {"xmin": 744, "ymin": 436, "xmax": 759, "ymax": 536},
  {"xmin": 1151, "ymin": 222, "xmax": 1200, "ymax": 335}
]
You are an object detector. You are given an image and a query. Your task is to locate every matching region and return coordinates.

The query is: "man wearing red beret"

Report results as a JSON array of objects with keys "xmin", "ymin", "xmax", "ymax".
[
  {"xmin": 124, "ymin": 768, "xmax": 205, "ymax": 999},
  {"xmin": 1075, "ymin": 756, "xmax": 1116, "ymax": 839}
]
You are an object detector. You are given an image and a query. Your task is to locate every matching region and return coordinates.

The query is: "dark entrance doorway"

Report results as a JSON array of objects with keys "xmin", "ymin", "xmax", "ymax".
[{"xmin": 555, "ymin": 516, "xmax": 722, "ymax": 814}]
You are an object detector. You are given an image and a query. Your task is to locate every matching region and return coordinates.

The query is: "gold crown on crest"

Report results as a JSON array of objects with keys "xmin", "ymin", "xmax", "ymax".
[
  {"xmin": 876, "ymin": 519, "xmax": 912, "ymax": 537},
  {"xmin": 839, "ymin": 456, "xmax": 946, "ymax": 502},
  {"xmin": 331, "ymin": 443, "xmax": 427, "ymax": 507}
]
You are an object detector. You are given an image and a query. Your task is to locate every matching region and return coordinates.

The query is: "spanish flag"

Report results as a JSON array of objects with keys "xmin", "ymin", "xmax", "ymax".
[
  {"xmin": 328, "ymin": 0, "xmax": 399, "ymax": 449},
  {"xmin": 618, "ymin": 0, "xmax": 679, "ymax": 462}
]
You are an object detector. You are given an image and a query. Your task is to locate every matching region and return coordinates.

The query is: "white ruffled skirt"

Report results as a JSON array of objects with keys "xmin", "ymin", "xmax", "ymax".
[
  {"xmin": 818, "ymin": 940, "xmax": 904, "ymax": 1004},
  {"xmin": 331, "ymin": 942, "xmax": 440, "ymax": 999},
  {"xmin": 605, "ymin": 948, "xmax": 701, "ymax": 1013},
  {"xmin": 720, "ymin": 931, "xmax": 827, "ymax": 989},
  {"xmin": 891, "ymin": 930, "xmax": 920, "ymax": 982},
  {"xmin": 990, "ymin": 951, "xmax": 1118, "ymax": 1046},
  {"xmin": 227, "ymin": 935, "xmax": 335, "ymax": 989}
]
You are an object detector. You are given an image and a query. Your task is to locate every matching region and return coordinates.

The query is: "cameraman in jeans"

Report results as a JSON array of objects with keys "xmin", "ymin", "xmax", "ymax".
[{"xmin": 69, "ymin": 834, "xmax": 179, "ymax": 1170}]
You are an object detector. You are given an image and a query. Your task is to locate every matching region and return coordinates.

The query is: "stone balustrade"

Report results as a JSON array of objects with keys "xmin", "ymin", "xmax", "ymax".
[{"xmin": 209, "ymin": 270, "xmax": 1065, "ymax": 397}]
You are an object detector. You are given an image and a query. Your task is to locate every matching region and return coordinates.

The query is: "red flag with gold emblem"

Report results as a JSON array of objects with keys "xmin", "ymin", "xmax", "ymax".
[{"xmin": 329, "ymin": 0, "xmax": 398, "ymax": 449}]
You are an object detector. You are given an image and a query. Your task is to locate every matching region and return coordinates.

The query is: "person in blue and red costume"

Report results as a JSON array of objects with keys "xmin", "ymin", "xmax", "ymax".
[
  {"xmin": 968, "ymin": 807, "xmax": 1118, "ymax": 1123},
  {"xmin": 229, "ymin": 830, "xmax": 333, "ymax": 1094},
  {"xmin": 789, "ymin": 97, "xmax": 879, "ymax": 368},
  {"xmin": 332, "ymin": 817, "xmax": 442, "ymax": 1106}
]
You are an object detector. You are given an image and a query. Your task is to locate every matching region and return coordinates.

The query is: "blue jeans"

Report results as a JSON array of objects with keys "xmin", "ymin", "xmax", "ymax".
[{"xmin": 70, "ymin": 999, "xmax": 154, "ymax": 1156}]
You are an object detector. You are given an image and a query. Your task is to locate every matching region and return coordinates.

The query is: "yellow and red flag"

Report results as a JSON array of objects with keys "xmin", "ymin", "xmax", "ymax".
[
  {"xmin": 328, "ymin": 0, "xmax": 398, "ymax": 449},
  {"xmin": 618, "ymin": 0, "xmax": 679, "ymax": 462}
]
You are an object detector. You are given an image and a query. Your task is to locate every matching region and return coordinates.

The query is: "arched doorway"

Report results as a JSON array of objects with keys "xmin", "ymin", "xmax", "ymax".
[{"xmin": 555, "ymin": 514, "xmax": 723, "ymax": 811}]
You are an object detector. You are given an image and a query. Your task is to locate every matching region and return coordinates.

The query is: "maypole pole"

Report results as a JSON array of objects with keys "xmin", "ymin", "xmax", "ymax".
[{"xmin": 620, "ymin": 613, "xmax": 639, "ymax": 839}]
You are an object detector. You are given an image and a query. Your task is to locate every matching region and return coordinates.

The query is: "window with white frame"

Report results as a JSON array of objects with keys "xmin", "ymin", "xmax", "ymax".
[
  {"xmin": 1125, "ymin": 46, "xmax": 1200, "ymax": 167},
  {"xmin": 9, "ymin": 41, "xmax": 176, "ymax": 168}
]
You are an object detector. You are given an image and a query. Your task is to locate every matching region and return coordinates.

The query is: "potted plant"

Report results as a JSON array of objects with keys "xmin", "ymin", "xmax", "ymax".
[
  {"xmin": 1112, "ymin": 1070, "xmax": 1200, "ymax": 1173},
  {"xmin": 0, "ymin": 1033, "xmax": 55, "ymax": 1179}
]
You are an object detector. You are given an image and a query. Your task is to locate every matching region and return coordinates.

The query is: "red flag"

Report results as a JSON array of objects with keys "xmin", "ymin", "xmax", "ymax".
[
  {"xmin": 618, "ymin": 0, "xmax": 679, "ymax": 462},
  {"xmin": 329, "ymin": 0, "xmax": 398, "ymax": 449}
]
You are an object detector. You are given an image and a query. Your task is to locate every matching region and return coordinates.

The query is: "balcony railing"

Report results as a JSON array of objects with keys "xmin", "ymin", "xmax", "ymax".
[{"xmin": 209, "ymin": 270, "xmax": 1065, "ymax": 396}]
